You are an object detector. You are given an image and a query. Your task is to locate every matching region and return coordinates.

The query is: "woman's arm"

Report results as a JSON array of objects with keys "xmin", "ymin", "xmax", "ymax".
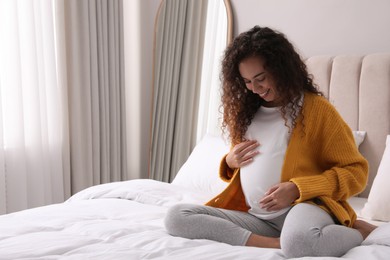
[{"xmin": 290, "ymin": 115, "xmax": 368, "ymax": 203}]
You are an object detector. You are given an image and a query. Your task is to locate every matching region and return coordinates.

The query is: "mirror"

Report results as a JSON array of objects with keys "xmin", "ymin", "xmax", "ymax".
[
  {"xmin": 196, "ymin": 0, "xmax": 233, "ymax": 141},
  {"xmin": 150, "ymin": 0, "xmax": 233, "ymax": 182}
]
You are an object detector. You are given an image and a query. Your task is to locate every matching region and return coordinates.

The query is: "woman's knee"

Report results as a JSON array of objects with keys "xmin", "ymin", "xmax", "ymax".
[
  {"xmin": 280, "ymin": 203, "xmax": 334, "ymax": 258},
  {"xmin": 282, "ymin": 225, "xmax": 355, "ymax": 258},
  {"xmin": 164, "ymin": 203, "xmax": 195, "ymax": 236},
  {"xmin": 281, "ymin": 227, "xmax": 316, "ymax": 258}
]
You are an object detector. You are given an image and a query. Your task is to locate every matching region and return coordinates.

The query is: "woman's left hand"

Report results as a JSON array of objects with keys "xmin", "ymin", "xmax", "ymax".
[{"xmin": 259, "ymin": 182, "xmax": 300, "ymax": 211}]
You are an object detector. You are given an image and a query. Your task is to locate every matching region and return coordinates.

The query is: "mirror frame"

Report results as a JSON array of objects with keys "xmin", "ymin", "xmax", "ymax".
[{"xmin": 224, "ymin": 0, "xmax": 234, "ymax": 45}]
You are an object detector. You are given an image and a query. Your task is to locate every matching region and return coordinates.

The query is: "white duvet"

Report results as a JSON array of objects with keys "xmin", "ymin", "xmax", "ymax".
[{"xmin": 1, "ymin": 179, "xmax": 390, "ymax": 260}]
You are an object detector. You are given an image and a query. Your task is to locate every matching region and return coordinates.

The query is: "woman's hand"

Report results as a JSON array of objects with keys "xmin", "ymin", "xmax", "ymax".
[
  {"xmin": 259, "ymin": 182, "xmax": 300, "ymax": 211},
  {"xmin": 225, "ymin": 140, "xmax": 260, "ymax": 169}
]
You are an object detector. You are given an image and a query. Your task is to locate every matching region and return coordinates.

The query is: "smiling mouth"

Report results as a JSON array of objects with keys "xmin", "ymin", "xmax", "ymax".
[{"xmin": 259, "ymin": 89, "xmax": 270, "ymax": 98}]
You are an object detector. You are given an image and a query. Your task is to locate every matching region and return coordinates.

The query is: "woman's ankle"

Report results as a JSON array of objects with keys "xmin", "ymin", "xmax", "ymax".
[
  {"xmin": 353, "ymin": 219, "xmax": 377, "ymax": 240},
  {"xmin": 245, "ymin": 234, "xmax": 280, "ymax": 248}
]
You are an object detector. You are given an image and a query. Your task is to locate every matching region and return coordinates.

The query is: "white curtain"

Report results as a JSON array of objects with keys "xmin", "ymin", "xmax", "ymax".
[
  {"xmin": 0, "ymin": 0, "xmax": 70, "ymax": 214},
  {"xmin": 59, "ymin": 0, "xmax": 127, "ymax": 194},
  {"xmin": 0, "ymin": 0, "xmax": 127, "ymax": 214}
]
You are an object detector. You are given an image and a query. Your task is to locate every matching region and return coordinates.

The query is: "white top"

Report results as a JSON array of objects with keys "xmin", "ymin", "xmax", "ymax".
[{"xmin": 240, "ymin": 106, "xmax": 291, "ymax": 219}]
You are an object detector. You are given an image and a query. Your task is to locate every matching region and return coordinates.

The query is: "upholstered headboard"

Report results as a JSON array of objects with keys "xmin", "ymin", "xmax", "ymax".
[{"xmin": 305, "ymin": 53, "xmax": 390, "ymax": 197}]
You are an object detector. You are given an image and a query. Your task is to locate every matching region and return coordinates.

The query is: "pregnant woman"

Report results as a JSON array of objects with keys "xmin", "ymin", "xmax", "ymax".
[{"xmin": 164, "ymin": 26, "xmax": 376, "ymax": 258}]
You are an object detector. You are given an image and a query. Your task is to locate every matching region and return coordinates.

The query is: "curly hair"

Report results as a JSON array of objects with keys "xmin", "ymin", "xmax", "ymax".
[{"xmin": 221, "ymin": 26, "xmax": 322, "ymax": 145}]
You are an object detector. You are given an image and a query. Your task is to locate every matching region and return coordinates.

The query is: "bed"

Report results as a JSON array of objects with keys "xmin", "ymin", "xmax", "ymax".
[{"xmin": 1, "ymin": 53, "xmax": 390, "ymax": 259}]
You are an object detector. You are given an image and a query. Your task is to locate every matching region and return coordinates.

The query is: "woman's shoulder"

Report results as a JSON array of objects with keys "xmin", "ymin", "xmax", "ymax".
[
  {"xmin": 303, "ymin": 92, "xmax": 346, "ymax": 127},
  {"xmin": 304, "ymin": 92, "xmax": 328, "ymax": 103},
  {"xmin": 303, "ymin": 92, "xmax": 336, "ymax": 112}
]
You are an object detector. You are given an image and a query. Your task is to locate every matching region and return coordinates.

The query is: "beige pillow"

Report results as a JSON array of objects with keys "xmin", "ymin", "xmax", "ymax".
[{"xmin": 361, "ymin": 135, "xmax": 390, "ymax": 222}]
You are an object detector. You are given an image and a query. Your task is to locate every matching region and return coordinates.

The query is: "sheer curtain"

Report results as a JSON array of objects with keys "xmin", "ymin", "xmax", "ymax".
[
  {"xmin": 0, "ymin": 0, "xmax": 70, "ymax": 214},
  {"xmin": 0, "ymin": 0, "xmax": 127, "ymax": 214}
]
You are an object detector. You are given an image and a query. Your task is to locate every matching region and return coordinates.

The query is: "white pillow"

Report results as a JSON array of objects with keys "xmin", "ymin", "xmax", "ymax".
[
  {"xmin": 362, "ymin": 222, "xmax": 390, "ymax": 246},
  {"xmin": 352, "ymin": 130, "xmax": 366, "ymax": 147},
  {"xmin": 361, "ymin": 135, "xmax": 390, "ymax": 222},
  {"xmin": 171, "ymin": 134, "xmax": 229, "ymax": 197}
]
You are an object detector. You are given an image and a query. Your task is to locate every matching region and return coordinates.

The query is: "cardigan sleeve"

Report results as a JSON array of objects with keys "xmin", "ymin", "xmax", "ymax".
[
  {"xmin": 290, "ymin": 99, "xmax": 368, "ymax": 203},
  {"xmin": 219, "ymin": 154, "xmax": 237, "ymax": 182}
]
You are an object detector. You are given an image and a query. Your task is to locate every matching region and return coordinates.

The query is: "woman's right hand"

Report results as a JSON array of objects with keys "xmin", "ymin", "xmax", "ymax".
[{"xmin": 226, "ymin": 140, "xmax": 260, "ymax": 169}]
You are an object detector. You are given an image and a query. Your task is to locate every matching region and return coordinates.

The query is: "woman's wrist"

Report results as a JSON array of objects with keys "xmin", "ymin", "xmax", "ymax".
[{"xmin": 288, "ymin": 181, "xmax": 300, "ymax": 202}]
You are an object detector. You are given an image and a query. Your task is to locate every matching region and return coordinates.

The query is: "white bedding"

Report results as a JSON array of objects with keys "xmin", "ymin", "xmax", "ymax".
[{"xmin": 1, "ymin": 179, "xmax": 390, "ymax": 260}]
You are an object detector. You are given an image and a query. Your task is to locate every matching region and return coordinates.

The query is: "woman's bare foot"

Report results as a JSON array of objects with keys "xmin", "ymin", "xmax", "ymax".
[
  {"xmin": 353, "ymin": 219, "xmax": 378, "ymax": 239},
  {"xmin": 245, "ymin": 234, "xmax": 280, "ymax": 248}
]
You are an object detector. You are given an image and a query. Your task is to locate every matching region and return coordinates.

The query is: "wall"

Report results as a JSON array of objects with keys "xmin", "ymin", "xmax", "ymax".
[
  {"xmin": 230, "ymin": 0, "xmax": 390, "ymax": 58},
  {"xmin": 124, "ymin": 0, "xmax": 161, "ymax": 179}
]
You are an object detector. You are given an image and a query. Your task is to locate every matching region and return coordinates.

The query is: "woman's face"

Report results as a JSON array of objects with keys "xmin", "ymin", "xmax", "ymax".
[{"xmin": 238, "ymin": 56, "xmax": 281, "ymax": 107}]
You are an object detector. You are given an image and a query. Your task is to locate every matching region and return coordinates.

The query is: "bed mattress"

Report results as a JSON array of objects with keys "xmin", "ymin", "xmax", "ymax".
[{"xmin": 1, "ymin": 179, "xmax": 389, "ymax": 260}]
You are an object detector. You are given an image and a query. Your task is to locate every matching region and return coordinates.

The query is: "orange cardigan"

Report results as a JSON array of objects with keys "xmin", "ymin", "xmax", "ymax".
[{"xmin": 206, "ymin": 93, "xmax": 368, "ymax": 227}]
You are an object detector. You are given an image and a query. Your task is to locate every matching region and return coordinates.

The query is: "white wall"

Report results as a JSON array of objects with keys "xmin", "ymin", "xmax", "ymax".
[
  {"xmin": 124, "ymin": 0, "xmax": 160, "ymax": 179},
  {"xmin": 230, "ymin": 0, "xmax": 390, "ymax": 58}
]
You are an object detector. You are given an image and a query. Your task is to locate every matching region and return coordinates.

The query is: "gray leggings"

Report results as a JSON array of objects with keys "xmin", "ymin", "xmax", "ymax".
[{"xmin": 164, "ymin": 203, "xmax": 363, "ymax": 258}]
